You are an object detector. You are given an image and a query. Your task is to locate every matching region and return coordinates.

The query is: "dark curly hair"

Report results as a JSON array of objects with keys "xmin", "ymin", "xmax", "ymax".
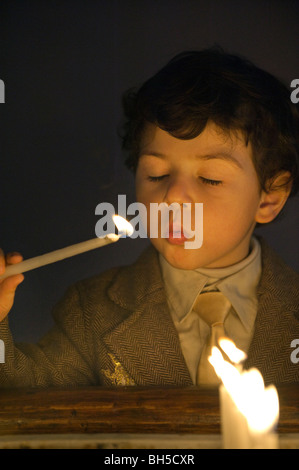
[{"xmin": 121, "ymin": 47, "xmax": 299, "ymax": 196}]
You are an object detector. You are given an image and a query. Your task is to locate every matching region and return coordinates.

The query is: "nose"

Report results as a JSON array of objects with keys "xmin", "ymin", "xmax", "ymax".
[{"xmin": 164, "ymin": 175, "xmax": 194, "ymax": 206}]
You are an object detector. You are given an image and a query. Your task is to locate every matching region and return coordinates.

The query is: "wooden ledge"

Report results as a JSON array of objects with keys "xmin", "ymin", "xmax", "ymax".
[{"xmin": 0, "ymin": 383, "xmax": 298, "ymax": 436}]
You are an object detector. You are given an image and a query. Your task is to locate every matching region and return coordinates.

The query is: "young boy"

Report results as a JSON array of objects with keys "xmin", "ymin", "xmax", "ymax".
[{"xmin": 0, "ymin": 47, "xmax": 298, "ymax": 388}]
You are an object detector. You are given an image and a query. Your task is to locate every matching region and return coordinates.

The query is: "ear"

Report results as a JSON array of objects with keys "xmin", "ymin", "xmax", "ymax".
[{"xmin": 255, "ymin": 171, "xmax": 292, "ymax": 224}]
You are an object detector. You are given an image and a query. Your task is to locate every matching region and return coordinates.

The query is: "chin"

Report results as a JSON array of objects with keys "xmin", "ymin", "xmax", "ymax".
[
  {"xmin": 168, "ymin": 260, "xmax": 201, "ymax": 270},
  {"xmin": 161, "ymin": 245, "xmax": 204, "ymax": 270},
  {"xmin": 152, "ymin": 238, "xmax": 214, "ymax": 270}
]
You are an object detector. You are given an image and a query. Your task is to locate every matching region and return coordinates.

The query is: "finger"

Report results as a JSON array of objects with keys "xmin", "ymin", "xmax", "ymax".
[
  {"xmin": 6, "ymin": 252, "xmax": 23, "ymax": 265},
  {"xmin": 0, "ymin": 274, "xmax": 24, "ymax": 320},
  {"xmin": 0, "ymin": 272, "xmax": 24, "ymax": 286},
  {"xmin": 0, "ymin": 248, "xmax": 5, "ymax": 274},
  {"xmin": 1, "ymin": 273, "xmax": 24, "ymax": 289}
]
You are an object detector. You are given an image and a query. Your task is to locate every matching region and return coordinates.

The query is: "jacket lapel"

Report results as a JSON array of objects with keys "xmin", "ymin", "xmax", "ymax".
[
  {"xmin": 102, "ymin": 246, "xmax": 193, "ymax": 386},
  {"xmin": 244, "ymin": 238, "xmax": 299, "ymax": 384}
]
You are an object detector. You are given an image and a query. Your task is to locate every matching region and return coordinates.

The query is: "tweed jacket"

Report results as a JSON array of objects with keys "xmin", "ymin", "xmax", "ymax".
[{"xmin": 0, "ymin": 238, "xmax": 298, "ymax": 388}]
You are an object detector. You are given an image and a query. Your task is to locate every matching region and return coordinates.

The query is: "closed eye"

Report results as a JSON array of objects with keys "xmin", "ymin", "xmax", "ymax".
[
  {"xmin": 148, "ymin": 175, "xmax": 169, "ymax": 182},
  {"xmin": 199, "ymin": 177, "xmax": 222, "ymax": 186}
]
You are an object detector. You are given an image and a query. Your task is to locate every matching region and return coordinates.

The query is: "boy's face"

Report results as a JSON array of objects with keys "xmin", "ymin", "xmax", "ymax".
[{"xmin": 135, "ymin": 122, "xmax": 263, "ymax": 270}]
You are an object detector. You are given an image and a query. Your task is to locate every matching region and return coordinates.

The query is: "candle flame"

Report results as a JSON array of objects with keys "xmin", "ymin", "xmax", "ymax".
[
  {"xmin": 219, "ymin": 338, "xmax": 247, "ymax": 364},
  {"xmin": 209, "ymin": 346, "xmax": 241, "ymax": 390},
  {"xmin": 112, "ymin": 215, "xmax": 134, "ymax": 237},
  {"xmin": 209, "ymin": 342, "xmax": 279, "ymax": 433},
  {"xmin": 240, "ymin": 372, "xmax": 279, "ymax": 433}
]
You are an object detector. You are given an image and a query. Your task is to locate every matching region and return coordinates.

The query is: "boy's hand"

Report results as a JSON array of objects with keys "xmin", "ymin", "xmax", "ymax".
[{"xmin": 0, "ymin": 249, "xmax": 24, "ymax": 322}]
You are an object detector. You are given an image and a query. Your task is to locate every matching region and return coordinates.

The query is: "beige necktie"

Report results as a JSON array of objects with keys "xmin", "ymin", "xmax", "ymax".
[{"xmin": 193, "ymin": 291, "xmax": 231, "ymax": 385}]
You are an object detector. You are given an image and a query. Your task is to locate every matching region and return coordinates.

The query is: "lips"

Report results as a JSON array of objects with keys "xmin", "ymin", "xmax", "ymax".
[
  {"xmin": 166, "ymin": 224, "xmax": 191, "ymax": 245},
  {"xmin": 168, "ymin": 232, "xmax": 188, "ymax": 245}
]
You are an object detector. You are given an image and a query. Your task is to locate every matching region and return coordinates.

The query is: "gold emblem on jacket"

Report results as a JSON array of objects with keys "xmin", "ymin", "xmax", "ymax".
[{"xmin": 102, "ymin": 353, "xmax": 136, "ymax": 386}]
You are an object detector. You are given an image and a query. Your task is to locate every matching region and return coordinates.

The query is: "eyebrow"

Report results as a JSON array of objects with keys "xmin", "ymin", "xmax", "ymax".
[{"xmin": 140, "ymin": 151, "xmax": 244, "ymax": 170}]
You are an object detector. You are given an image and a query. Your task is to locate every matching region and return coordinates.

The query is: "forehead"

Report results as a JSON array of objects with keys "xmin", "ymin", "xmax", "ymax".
[{"xmin": 139, "ymin": 122, "xmax": 253, "ymax": 167}]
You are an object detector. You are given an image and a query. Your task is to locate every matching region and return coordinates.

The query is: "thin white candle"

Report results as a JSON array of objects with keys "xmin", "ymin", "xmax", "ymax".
[{"xmin": 0, "ymin": 215, "xmax": 133, "ymax": 281}]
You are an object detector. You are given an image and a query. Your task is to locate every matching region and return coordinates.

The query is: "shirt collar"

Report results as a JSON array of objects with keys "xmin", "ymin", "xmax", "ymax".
[{"xmin": 159, "ymin": 237, "xmax": 262, "ymax": 332}]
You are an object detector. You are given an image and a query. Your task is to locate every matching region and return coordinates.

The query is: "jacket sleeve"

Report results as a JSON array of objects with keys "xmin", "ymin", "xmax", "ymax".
[{"xmin": 0, "ymin": 284, "xmax": 98, "ymax": 388}]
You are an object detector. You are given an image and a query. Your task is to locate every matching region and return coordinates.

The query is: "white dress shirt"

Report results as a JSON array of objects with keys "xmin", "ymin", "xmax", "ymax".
[{"xmin": 159, "ymin": 237, "xmax": 262, "ymax": 384}]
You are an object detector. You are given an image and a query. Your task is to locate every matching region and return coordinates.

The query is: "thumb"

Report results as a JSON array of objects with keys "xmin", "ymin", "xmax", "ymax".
[{"xmin": 0, "ymin": 274, "xmax": 24, "ymax": 321}]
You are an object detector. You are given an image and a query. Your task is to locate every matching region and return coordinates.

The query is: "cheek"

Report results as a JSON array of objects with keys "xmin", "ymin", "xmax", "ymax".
[
  {"xmin": 201, "ymin": 189, "xmax": 261, "ymax": 233},
  {"xmin": 234, "ymin": 186, "xmax": 262, "ymax": 221},
  {"xmin": 135, "ymin": 168, "xmax": 152, "ymax": 202},
  {"xmin": 135, "ymin": 180, "xmax": 164, "ymax": 206},
  {"xmin": 135, "ymin": 175, "xmax": 147, "ymax": 205},
  {"xmin": 136, "ymin": 188, "xmax": 153, "ymax": 210},
  {"xmin": 134, "ymin": 181, "xmax": 155, "ymax": 234}
]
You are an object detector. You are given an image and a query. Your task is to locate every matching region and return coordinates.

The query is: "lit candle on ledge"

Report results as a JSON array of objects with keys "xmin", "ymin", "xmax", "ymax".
[
  {"xmin": 209, "ymin": 339, "xmax": 279, "ymax": 449},
  {"xmin": 0, "ymin": 215, "xmax": 134, "ymax": 280}
]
